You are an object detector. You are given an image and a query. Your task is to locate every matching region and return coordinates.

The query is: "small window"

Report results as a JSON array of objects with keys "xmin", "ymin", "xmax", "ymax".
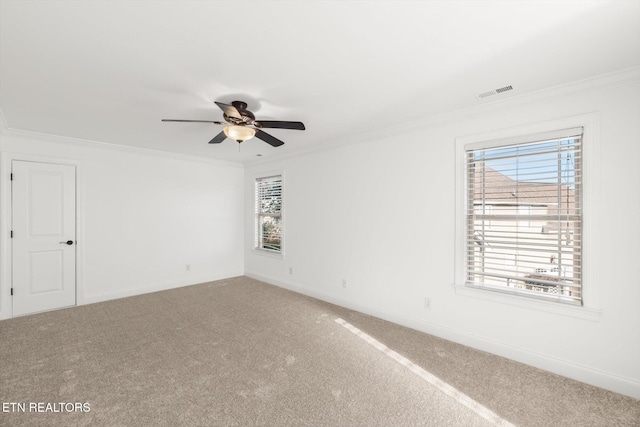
[
  {"xmin": 464, "ymin": 128, "xmax": 583, "ymax": 305},
  {"xmin": 255, "ymin": 175, "xmax": 283, "ymax": 253}
]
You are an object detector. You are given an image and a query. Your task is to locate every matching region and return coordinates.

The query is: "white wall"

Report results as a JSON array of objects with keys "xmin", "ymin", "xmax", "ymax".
[
  {"xmin": 0, "ymin": 130, "xmax": 244, "ymax": 319},
  {"xmin": 244, "ymin": 70, "xmax": 640, "ymax": 399}
]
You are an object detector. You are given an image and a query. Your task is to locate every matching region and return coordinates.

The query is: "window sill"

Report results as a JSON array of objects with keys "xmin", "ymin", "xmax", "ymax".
[{"xmin": 453, "ymin": 283, "xmax": 602, "ymax": 321}]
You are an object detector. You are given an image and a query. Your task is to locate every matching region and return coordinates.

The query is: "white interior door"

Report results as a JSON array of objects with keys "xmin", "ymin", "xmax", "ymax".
[{"xmin": 12, "ymin": 160, "xmax": 77, "ymax": 316}]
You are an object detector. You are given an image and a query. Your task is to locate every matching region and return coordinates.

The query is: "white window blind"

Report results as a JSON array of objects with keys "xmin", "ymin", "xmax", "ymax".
[
  {"xmin": 255, "ymin": 175, "xmax": 283, "ymax": 253},
  {"xmin": 465, "ymin": 127, "xmax": 583, "ymax": 305}
]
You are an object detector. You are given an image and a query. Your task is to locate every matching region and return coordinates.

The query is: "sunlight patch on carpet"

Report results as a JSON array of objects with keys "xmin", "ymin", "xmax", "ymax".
[{"xmin": 335, "ymin": 318, "xmax": 515, "ymax": 427}]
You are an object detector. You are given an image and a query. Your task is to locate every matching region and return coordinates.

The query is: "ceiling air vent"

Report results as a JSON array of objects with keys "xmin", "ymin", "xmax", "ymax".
[{"xmin": 477, "ymin": 85, "xmax": 513, "ymax": 99}]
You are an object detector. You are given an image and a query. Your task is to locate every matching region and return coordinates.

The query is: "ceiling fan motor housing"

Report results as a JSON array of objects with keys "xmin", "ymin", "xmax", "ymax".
[
  {"xmin": 231, "ymin": 101, "xmax": 248, "ymax": 111},
  {"xmin": 224, "ymin": 101, "xmax": 255, "ymax": 126}
]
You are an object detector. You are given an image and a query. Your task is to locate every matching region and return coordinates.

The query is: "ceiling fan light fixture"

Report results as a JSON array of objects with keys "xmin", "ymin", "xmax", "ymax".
[{"xmin": 224, "ymin": 125, "xmax": 255, "ymax": 142}]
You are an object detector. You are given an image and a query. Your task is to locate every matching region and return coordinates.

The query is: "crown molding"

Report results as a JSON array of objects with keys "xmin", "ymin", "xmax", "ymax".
[
  {"xmin": 0, "ymin": 125, "xmax": 243, "ymax": 168},
  {"xmin": 247, "ymin": 66, "xmax": 640, "ymax": 168}
]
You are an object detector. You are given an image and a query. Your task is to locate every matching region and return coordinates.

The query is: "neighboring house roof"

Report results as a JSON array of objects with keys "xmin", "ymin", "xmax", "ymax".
[{"xmin": 472, "ymin": 163, "xmax": 576, "ymax": 214}]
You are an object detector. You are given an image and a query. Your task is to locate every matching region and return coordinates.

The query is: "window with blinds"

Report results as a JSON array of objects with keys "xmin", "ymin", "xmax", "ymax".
[
  {"xmin": 465, "ymin": 128, "xmax": 583, "ymax": 305},
  {"xmin": 255, "ymin": 175, "xmax": 283, "ymax": 253}
]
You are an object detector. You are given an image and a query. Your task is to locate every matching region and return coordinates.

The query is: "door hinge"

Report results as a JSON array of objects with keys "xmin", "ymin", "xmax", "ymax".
[
  {"xmin": 10, "ymin": 288, "xmax": 13, "ymax": 296},
  {"xmin": 10, "ymin": 173, "xmax": 13, "ymax": 181},
  {"xmin": 10, "ymin": 230, "xmax": 13, "ymax": 238}
]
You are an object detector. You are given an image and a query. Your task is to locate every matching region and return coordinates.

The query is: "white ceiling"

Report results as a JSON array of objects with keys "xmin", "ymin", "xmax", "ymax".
[{"xmin": 1, "ymin": 0, "xmax": 639, "ymax": 163}]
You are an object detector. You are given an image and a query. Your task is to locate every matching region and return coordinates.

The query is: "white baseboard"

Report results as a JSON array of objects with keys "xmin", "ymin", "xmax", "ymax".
[
  {"xmin": 245, "ymin": 270, "xmax": 640, "ymax": 400},
  {"xmin": 0, "ymin": 271, "xmax": 244, "ymax": 321},
  {"xmin": 80, "ymin": 270, "xmax": 244, "ymax": 306}
]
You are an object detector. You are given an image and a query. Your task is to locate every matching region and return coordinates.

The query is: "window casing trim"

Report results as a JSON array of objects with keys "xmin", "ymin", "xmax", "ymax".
[{"xmin": 454, "ymin": 114, "xmax": 601, "ymax": 318}]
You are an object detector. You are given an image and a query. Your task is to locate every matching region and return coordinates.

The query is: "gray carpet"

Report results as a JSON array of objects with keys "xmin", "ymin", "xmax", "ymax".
[{"xmin": 0, "ymin": 276, "xmax": 638, "ymax": 426}]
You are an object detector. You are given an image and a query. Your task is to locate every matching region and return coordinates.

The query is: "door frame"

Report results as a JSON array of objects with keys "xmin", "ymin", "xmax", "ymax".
[{"xmin": 0, "ymin": 151, "xmax": 84, "ymax": 320}]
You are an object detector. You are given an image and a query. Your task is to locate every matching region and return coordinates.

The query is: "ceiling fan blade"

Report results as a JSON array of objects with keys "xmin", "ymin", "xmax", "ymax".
[
  {"xmin": 214, "ymin": 101, "xmax": 242, "ymax": 119},
  {"xmin": 208, "ymin": 131, "xmax": 227, "ymax": 144},
  {"xmin": 255, "ymin": 120, "xmax": 305, "ymax": 130},
  {"xmin": 255, "ymin": 129, "xmax": 284, "ymax": 147},
  {"xmin": 162, "ymin": 119, "xmax": 221, "ymax": 123}
]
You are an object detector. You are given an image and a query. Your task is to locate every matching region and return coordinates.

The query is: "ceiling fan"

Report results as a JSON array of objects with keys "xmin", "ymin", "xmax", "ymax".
[{"xmin": 162, "ymin": 100, "xmax": 305, "ymax": 147}]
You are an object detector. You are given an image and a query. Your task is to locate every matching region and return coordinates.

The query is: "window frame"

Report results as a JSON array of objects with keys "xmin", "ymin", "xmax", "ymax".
[
  {"xmin": 454, "ymin": 114, "xmax": 601, "ymax": 319},
  {"xmin": 254, "ymin": 173, "xmax": 284, "ymax": 255}
]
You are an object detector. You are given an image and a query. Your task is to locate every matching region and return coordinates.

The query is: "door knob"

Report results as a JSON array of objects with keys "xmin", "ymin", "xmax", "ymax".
[{"xmin": 60, "ymin": 240, "xmax": 74, "ymax": 245}]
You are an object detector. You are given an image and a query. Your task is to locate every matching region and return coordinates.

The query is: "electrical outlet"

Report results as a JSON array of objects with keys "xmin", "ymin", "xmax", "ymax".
[
  {"xmin": 186, "ymin": 264, "xmax": 191, "ymax": 272},
  {"xmin": 289, "ymin": 267, "xmax": 293, "ymax": 275},
  {"xmin": 342, "ymin": 279, "xmax": 347, "ymax": 288},
  {"xmin": 424, "ymin": 297, "xmax": 431, "ymax": 309}
]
